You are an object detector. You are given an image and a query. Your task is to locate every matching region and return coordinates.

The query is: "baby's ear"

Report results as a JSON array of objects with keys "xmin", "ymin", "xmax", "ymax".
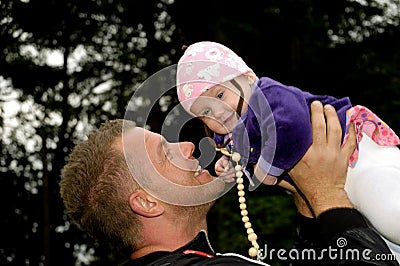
[
  {"xmin": 244, "ymin": 72, "xmax": 256, "ymax": 84},
  {"xmin": 129, "ymin": 190, "xmax": 164, "ymax": 218}
]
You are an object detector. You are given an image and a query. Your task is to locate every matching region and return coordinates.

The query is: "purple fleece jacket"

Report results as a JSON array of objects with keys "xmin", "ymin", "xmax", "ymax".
[{"xmin": 214, "ymin": 77, "xmax": 351, "ymax": 179}]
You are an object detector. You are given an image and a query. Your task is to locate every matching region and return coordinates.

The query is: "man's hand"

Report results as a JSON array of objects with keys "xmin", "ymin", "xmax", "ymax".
[{"xmin": 288, "ymin": 101, "xmax": 357, "ymax": 217}]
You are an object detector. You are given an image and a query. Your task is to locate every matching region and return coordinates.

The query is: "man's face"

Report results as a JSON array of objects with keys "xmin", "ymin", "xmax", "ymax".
[{"xmin": 121, "ymin": 127, "xmax": 226, "ymax": 206}]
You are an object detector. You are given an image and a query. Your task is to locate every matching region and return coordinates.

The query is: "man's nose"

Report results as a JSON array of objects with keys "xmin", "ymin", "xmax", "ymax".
[{"xmin": 178, "ymin": 142, "xmax": 195, "ymax": 159}]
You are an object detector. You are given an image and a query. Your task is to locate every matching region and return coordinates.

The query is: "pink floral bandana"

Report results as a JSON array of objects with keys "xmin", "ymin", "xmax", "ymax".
[
  {"xmin": 176, "ymin": 41, "xmax": 254, "ymax": 115},
  {"xmin": 343, "ymin": 105, "xmax": 400, "ymax": 167}
]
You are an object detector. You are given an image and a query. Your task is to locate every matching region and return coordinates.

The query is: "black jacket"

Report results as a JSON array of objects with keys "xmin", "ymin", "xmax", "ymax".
[
  {"xmin": 292, "ymin": 208, "xmax": 399, "ymax": 265},
  {"xmin": 122, "ymin": 208, "xmax": 399, "ymax": 266}
]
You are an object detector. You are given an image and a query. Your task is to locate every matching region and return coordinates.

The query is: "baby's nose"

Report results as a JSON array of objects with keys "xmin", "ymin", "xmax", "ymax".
[{"xmin": 213, "ymin": 108, "xmax": 224, "ymax": 118}]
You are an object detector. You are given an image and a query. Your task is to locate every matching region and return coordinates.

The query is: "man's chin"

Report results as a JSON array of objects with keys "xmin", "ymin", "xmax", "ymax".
[
  {"xmin": 195, "ymin": 170, "xmax": 219, "ymax": 185},
  {"xmin": 145, "ymin": 177, "xmax": 229, "ymax": 206},
  {"xmin": 171, "ymin": 200, "xmax": 215, "ymax": 222}
]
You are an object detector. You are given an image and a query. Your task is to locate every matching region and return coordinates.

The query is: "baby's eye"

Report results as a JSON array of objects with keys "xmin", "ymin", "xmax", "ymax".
[
  {"xmin": 217, "ymin": 92, "xmax": 224, "ymax": 99},
  {"xmin": 203, "ymin": 109, "xmax": 210, "ymax": 116}
]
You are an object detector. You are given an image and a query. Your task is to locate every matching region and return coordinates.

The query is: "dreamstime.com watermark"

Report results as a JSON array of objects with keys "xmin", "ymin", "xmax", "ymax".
[{"xmin": 257, "ymin": 237, "xmax": 398, "ymax": 262}]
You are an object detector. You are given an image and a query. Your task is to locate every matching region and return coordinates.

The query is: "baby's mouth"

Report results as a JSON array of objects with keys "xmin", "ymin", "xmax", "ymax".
[{"xmin": 223, "ymin": 112, "xmax": 233, "ymax": 124}]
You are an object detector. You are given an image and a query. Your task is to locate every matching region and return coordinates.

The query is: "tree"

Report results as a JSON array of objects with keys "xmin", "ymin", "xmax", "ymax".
[{"xmin": 0, "ymin": 0, "xmax": 178, "ymax": 265}]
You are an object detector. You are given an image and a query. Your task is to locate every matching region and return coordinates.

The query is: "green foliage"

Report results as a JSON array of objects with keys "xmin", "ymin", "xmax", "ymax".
[
  {"xmin": 0, "ymin": 0, "xmax": 178, "ymax": 265},
  {"xmin": 208, "ymin": 185, "xmax": 297, "ymax": 266}
]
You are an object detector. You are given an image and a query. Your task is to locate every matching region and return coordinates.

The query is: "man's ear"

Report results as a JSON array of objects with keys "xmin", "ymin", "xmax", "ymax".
[{"xmin": 129, "ymin": 190, "xmax": 164, "ymax": 218}]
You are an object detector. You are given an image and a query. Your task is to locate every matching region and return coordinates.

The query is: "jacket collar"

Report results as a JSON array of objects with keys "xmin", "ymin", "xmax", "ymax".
[
  {"xmin": 174, "ymin": 230, "xmax": 214, "ymax": 254},
  {"xmin": 126, "ymin": 230, "xmax": 214, "ymax": 265}
]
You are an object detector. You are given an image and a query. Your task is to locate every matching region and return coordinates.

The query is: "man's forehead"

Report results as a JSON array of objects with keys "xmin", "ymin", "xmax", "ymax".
[
  {"xmin": 123, "ymin": 127, "xmax": 161, "ymax": 149},
  {"xmin": 125, "ymin": 126, "xmax": 148, "ymax": 138},
  {"xmin": 122, "ymin": 127, "xmax": 160, "ymax": 168}
]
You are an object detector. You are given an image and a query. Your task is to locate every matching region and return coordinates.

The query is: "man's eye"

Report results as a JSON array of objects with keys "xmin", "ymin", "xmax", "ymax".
[
  {"xmin": 203, "ymin": 109, "xmax": 210, "ymax": 116},
  {"xmin": 162, "ymin": 148, "xmax": 170, "ymax": 162},
  {"xmin": 165, "ymin": 149, "xmax": 173, "ymax": 160},
  {"xmin": 217, "ymin": 92, "xmax": 224, "ymax": 99}
]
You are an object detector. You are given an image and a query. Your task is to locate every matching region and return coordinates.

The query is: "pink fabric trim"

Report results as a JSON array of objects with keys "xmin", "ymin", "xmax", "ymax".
[{"xmin": 343, "ymin": 105, "xmax": 400, "ymax": 167}]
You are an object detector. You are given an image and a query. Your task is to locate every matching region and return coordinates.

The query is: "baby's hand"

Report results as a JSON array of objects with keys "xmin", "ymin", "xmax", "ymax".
[
  {"xmin": 215, "ymin": 156, "xmax": 230, "ymax": 176},
  {"xmin": 215, "ymin": 156, "xmax": 235, "ymax": 183}
]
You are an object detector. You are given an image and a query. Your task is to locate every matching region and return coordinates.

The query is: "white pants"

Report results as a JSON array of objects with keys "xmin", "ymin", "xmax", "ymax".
[
  {"xmin": 345, "ymin": 134, "xmax": 400, "ymax": 258},
  {"xmin": 382, "ymin": 236, "xmax": 400, "ymax": 262}
]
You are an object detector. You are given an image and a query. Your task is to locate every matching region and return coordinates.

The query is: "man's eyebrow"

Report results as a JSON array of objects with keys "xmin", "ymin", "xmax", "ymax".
[
  {"xmin": 158, "ymin": 136, "xmax": 166, "ymax": 162},
  {"xmin": 144, "ymin": 133, "xmax": 162, "ymax": 163}
]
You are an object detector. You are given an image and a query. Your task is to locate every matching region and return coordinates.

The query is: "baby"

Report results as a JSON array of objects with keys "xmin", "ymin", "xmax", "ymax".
[{"xmin": 176, "ymin": 41, "xmax": 400, "ymax": 249}]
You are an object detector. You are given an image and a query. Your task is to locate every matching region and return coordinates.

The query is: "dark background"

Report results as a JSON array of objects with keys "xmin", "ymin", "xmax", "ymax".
[{"xmin": 1, "ymin": 0, "xmax": 399, "ymax": 265}]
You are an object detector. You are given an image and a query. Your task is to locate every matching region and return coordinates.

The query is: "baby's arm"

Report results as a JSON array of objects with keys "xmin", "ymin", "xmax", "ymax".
[
  {"xmin": 255, "ymin": 84, "xmax": 313, "ymax": 177},
  {"xmin": 253, "ymin": 163, "xmax": 278, "ymax": 185}
]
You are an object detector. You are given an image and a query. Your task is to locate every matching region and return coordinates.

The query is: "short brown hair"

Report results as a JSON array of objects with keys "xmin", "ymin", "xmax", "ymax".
[{"xmin": 60, "ymin": 119, "xmax": 142, "ymax": 252}]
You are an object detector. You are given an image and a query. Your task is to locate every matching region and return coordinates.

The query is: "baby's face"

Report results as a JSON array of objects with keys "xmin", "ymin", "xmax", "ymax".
[{"xmin": 190, "ymin": 78, "xmax": 248, "ymax": 135}]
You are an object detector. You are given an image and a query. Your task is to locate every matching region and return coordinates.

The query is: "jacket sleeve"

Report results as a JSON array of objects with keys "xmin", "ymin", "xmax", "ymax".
[
  {"xmin": 208, "ymin": 209, "xmax": 399, "ymax": 266},
  {"xmin": 317, "ymin": 208, "xmax": 399, "ymax": 266}
]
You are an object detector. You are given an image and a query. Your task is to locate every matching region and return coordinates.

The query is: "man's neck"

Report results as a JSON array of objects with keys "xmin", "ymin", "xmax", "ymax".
[{"xmin": 130, "ymin": 218, "xmax": 208, "ymax": 260}]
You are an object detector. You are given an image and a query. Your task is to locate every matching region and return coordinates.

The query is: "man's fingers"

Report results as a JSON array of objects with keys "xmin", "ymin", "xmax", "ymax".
[
  {"xmin": 310, "ymin": 101, "xmax": 326, "ymax": 145},
  {"xmin": 324, "ymin": 104, "xmax": 342, "ymax": 148}
]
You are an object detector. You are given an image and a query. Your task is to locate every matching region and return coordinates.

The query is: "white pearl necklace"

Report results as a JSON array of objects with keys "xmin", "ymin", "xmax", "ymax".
[{"xmin": 216, "ymin": 147, "xmax": 260, "ymax": 258}]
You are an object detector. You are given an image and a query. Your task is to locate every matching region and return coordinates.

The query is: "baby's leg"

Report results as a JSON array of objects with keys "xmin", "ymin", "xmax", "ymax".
[
  {"xmin": 382, "ymin": 236, "xmax": 400, "ymax": 262},
  {"xmin": 346, "ymin": 166, "xmax": 400, "ymax": 244},
  {"xmin": 345, "ymin": 134, "xmax": 400, "ymax": 245}
]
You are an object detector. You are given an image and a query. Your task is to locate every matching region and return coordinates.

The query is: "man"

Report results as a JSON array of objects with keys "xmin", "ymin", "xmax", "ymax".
[{"xmin": 60, "ymin": 102, "xmax": 399, "ymax": 265}]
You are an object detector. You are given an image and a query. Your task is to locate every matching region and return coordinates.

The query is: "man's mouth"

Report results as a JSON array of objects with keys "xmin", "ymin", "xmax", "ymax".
[{"xmin": 194, "ymin": 165, "xmax": 202, "ymax": 177}]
